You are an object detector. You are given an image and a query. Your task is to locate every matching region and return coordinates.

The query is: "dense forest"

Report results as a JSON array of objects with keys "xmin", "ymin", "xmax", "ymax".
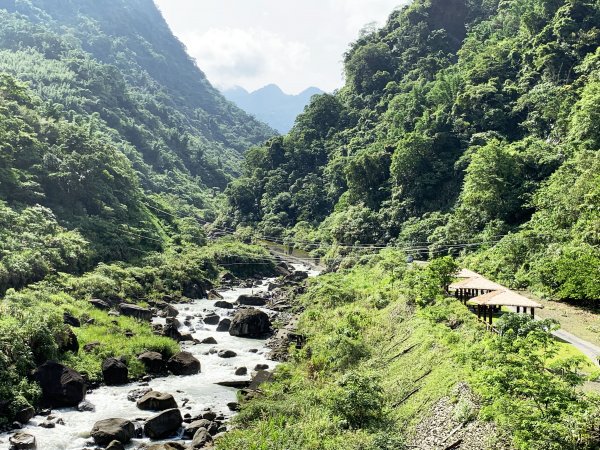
[
  {"xmin": 0, "ymin": 0, "xmax": 276, "ymax": 430},
  {"xmin": 0, "ymin": 0, "xmax": 275, "ymax": 288},
  {"xmin": 1, "ymin": 0, "xmax": 600, "ymax": 449},
  {"xmin": 222, "ymin": 0, "xmax": 600, "ymax": 303}
]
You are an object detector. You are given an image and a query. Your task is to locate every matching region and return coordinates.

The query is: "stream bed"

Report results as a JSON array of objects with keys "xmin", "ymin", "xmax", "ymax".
[{"xmin": 0, "ymin": 264, "xmax": 316, "ymax": 449}]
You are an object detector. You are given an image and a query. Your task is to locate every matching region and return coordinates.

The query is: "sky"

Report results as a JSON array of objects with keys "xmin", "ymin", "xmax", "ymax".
[{"xmin": 153, "ymin": 0, "xmax": 407, "ymax": 95}]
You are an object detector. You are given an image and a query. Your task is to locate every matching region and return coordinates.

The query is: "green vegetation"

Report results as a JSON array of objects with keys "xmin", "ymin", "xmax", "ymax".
[
  {"xmin": 0, "ymin": 239, "xmax": 275, "ymax": 425},
  {"xmin": 222, "ymin": 0, "xmax": 600, "ymax": 303},
  {"xmin": 0, "ymin": 0, "xmax": 276, "ymax": 292},
  {"xmin": 217, "ymin": 254, "xmax": 600, "ymax": 450}
]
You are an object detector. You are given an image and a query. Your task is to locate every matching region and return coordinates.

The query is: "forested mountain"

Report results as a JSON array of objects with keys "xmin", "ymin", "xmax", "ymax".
[
  {"xmin": 223, "ymin": 0, "xmax": 600, "ymax": 302},
  {"xmin": 0, "ymin": 0, "xmax": 275, "ymax": 290},
  {"xmin": 224, "ymin": 84, "xmax": 324, "ymax": 133}
]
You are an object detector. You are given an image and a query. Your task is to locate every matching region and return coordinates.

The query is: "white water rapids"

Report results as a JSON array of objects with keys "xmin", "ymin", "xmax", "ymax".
[{"xmin": 0, "ymin": 264, "xmax": 317, "ymax": 449}]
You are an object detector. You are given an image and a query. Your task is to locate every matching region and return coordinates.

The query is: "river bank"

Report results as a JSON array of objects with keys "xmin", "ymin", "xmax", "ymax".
[{"xmin": 0, "ymin": 262, "xmax": 317, "ymax": 450}]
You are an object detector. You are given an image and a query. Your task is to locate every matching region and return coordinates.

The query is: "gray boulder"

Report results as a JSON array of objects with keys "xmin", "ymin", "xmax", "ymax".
[
  {"xmin": 216, "ymin": 318, "xmax": 231, "ymax": 332},
  {"xmin": 236, "ymin": 295, "xmax": 266, "ymax": 307},
  {"xmin": 229, "ymin": 308, "xmax": 271, "ymax": 338},
  {"xmin": 191, "ymin": 428, "xmax": 213, "ymax": 449},
  {"xmin": 137, "ymin": 391, "xmax": 178, "ymax": 411},
  {"xmin": 8, "ymin": 432, "xmax": 36, "ymax": 449},
  {"xmin": 32, "ymin": 361, "xmax": 86, "ymax": 407},
  {"xmin": 119, "ymin": 304, "xmax": 152, "ymax": 321},
  {"xmin": 91, "ymin": 418, "xmax": 135, "ymax": 446},
  {"xmin": 143, "ymin": 408, "xmax": 183, "ymax": 440},
  {"xmin": 167, "ymin": 352, "xmax": 200, "ymax": 375},
  {"xmin": 138, "ymin": 352, "xmax": 166, "ymax": 374},
  {"xmin": 102, "ymin": 358, "xmax": 128, "ymax": 385}
]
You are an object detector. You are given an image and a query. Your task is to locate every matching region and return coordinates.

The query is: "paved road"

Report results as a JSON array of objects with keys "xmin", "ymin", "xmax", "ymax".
[
  {"xmin": 505, "ymin": 305, "xmax": 600, "ymax": 366},
  {"xmin": 552, "ymin": 328, "xmax": 600, "ymax": 366}
]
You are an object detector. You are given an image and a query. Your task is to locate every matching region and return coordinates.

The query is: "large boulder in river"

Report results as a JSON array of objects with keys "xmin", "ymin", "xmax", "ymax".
[
  {"xmin": 214, "ymin": 300, "xmax": 233, "ymax": 309},
  {"xmin": 119, "ymin": 304, "xmax": 152, "ymax": 321},
  {"xmin": 32, "ymin": 361, "xmax": 86, "ymax": 407},
  {"xmin": 191, "ymin": 428, "xmax": 213, "ymax": 449},
  {"xmin": 138, "ymin": 352, "xmax": 166, "ymax": 374},
  {"xmin": 216, "ymin": 318, "xmax": 231, "ymax": 332},
  {"xmin": 102, "ymin": 358, "xmax": 128, "ymax": 385},
  {"xmin": 167, "ymin": 352, "xmax": 200, "ymax": 375},
  {"xmin": 8, "ymin": 432, "xmax": 36, "ymax": 449},
  {"xmin": 137, "ymin": 391, "xmax": 178, "ymax": 411},
  {"xmin": 203, "ymin": 313, "xmax": 220, "ymax": 325},
  {"xmin": 143, "ymin": 408, "xmax": 183, "ymax": 440},
  {"xmin": 236, "ymin": 295, "xmax": 266, "ymax": 307},
  {"xmin": 91, "ymin": 418, "xmax": 135, "ymax": 446},
  {"xmin": 229, "ymin": 308, "xmax": 271, "ymax": 338}
]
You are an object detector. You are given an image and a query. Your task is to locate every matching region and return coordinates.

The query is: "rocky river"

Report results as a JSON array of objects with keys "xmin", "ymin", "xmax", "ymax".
[{"xmin": 0, "ymin": 263, "xmax": 318, "ymax": 450}]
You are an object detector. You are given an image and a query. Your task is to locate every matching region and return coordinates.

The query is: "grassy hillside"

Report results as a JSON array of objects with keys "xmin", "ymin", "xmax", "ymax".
[
  {"xmin": 217, "ymin": 253, "xmax": 600, "ymax": 450},
  {"xmin": 221, "ymin": 0, "xmax": 600, "ymax": 303}
]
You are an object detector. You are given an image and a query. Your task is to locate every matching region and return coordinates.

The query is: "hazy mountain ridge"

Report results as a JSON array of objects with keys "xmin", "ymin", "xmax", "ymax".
[{"xmin": 224, "ymin": 84, "xmax": 324, "ymax": 133}]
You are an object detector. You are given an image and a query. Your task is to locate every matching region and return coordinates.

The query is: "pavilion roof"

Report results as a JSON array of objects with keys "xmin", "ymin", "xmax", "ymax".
[
  {"xmin": 449, "ymin": 276, "xmax": 505, "ymax": 292},
  {"xmin": 456, "ymin": 268, "xmax": 482, "ymax": 279},
  {"xmin": 467, "ymin": 290, "xmax": 543, "ymax": 309}
]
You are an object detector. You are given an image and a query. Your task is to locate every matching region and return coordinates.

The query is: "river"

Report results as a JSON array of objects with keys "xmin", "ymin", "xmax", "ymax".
[{"xmin": 0, "ymin": 264, "xmax": 317, "ymax": 449}]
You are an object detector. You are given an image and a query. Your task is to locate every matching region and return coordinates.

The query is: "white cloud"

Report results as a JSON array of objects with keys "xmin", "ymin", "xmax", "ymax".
[
  {"xmin": 329, "ymin": 0, "xmax": 407, "ymax": 33},
  {"xmin": 182, "ymin": 27, "xmax": 310, "ymax": 91}
]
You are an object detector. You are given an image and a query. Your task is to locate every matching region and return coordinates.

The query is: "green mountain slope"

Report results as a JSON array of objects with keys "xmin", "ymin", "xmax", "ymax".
[
  {"xmin": 222, "ymin": 0, "xmax": 600, "ymax": 302},
  {"xmin": 0, "ymin": 0, "xmax": 275, "ymax": 291}
]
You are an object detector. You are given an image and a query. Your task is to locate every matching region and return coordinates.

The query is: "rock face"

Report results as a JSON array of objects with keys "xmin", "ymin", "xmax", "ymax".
[
  {"xmin": 137, "ymin": 391, "xmax": 178, "ymax": 411},
  {"xmin": 229, "ymin": 308, "xmax": 271, "ymax": 338},
  {"xmin": 167, "ymin": 352, "xmax": 200, "ymax": 375},
  {"xmin": 8, "ymin": 432, "xmax": 36, "ymax": 449},
  {"xmin": 138, "ymin": 352, "xmax": 166, "ymax": 374},
  {"xmin": 91, "ymin": 418, "xmax": 135, "ymax": 446},
  {"xmin": 102, "ymin": 358, "xmax": 128, "ymax": 385},
  {"xmin": 200, "ymin": 337, "xmax": 217, "ymax": 344},
  {"xmin": 119, "ymin": 304, "xmax": 152, "ymax": 321},
  {"xmin": 216, "ymin": 318, "xmax": 231, "ymax": 332},
  {"xmin": 143, "ymin": 408, "xmax": 183, "ymax": 440},
  {"xmin": 236, "ymin": 295, "xmax": 266, "ymax": 306},
  {"xmin": 32, "ymin": 361, "xmax": 86, "ymax": 407}
]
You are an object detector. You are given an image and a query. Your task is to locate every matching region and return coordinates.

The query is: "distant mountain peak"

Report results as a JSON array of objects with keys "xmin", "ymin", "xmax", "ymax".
[{"xmin": 223, "ymin": 84, "xmax": 324, "ymax": 134}]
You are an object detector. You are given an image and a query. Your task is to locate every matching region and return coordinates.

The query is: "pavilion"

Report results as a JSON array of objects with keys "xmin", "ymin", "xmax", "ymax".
[
  {"xmin": 467, "ymin": 290, "xmax": 543, "ymax": 324},
  {"xmin": 449, "ymin": 275, "xmax": 505, "ymax": 303}
]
